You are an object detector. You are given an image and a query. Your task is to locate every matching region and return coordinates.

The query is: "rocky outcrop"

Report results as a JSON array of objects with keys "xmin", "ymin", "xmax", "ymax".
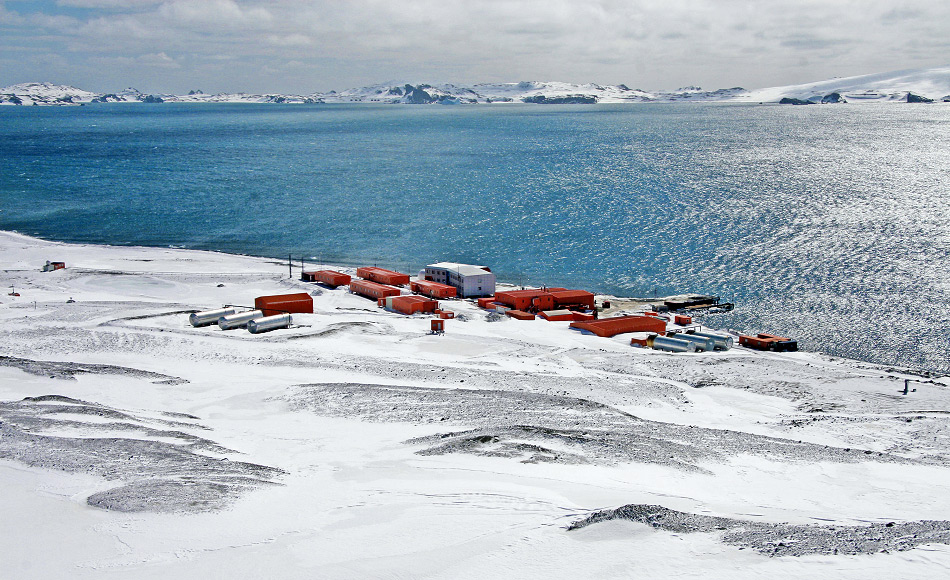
[
  {"xmin": 779, "ymin": 97, "xmax": 813, "ymax": 105},
  {"xmin": 522, "ymin": 94, "xmax": 598, "ymax": 104},
  {"xmin": 906, "ymin": 92, "xmax": 934, "ymax": 103},
  {"xmin": 821, "ymin": 92, "xmax": 846, "ymax": 103}
]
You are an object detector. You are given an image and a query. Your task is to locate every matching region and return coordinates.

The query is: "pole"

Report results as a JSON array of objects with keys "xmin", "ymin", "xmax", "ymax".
[{"xmin": 288, "ymin": 254, "xmax": 292, "ymax": 279}]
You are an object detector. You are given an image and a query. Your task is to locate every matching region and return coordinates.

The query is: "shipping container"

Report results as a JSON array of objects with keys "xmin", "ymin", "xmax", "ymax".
[
  {"xmin": 350, "ymin": 279, "xmax": 401, "ymax": 300},
  {"xmin": 476, "ymin": 296, "xmax": 496, "ymax": 309},
  {"xmin": 254, "ymin": 293, "xmax": 314, "ymax": 317},
  {"xmin": 356, "ymin": 266, "xmax": 410, "ymax": 286},
  {"xmin": 506, "ymin": 310, "xmax": 536, "ymax": 320},
  {"xmin": 385, "ymin": 295, "xmax": 438, "ymax": 315},
  {"xmin": 674, "ymin": 315, "xmax": 693, "ymax": 325},
  {"xmin": 739, "ymin": 333, "xmax": 798, "ymax": 352},
  {"xmin": 493, "ymin": 288, "xmax": 567, "ymax": 311},
  {"xmin": 431, "ymin": 319, "xmax": 445, "ymax": 333},
  {"xmin": 410, "ymin": 280, "xmax": 458, "ymax": 299},
  {"xmin": 570, "ymin": 315, "xmax": 667, "ymax": 338},
  {"xmin": 303, "ymin": 270, "xmax": 351, "ymax": 287},
  {"xmin": 548, "ymin": 290, "xmax": 596, "ymax": 310}
]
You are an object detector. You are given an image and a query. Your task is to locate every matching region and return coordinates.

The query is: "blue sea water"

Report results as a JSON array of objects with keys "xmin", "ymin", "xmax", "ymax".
[{"xmin": 1, "ymin": 102, "xmax": 948, "ymax": 373}]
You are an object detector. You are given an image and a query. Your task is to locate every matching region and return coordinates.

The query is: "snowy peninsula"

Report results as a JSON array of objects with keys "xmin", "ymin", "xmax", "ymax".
[
  {"xmin": 2, "ymin": 231, "xmax": 950, "ymax": 578},
  {"xmin": 3, "ymin": 65, "xmax": 949, "ymax": 106}
]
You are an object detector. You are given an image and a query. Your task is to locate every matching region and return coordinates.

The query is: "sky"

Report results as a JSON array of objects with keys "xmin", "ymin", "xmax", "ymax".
[{"xmin": 1, "ymin": 0, "xmax": 948, "ymax": 94}]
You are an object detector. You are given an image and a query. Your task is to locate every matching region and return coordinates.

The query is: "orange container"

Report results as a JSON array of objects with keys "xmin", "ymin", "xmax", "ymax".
[
  {"xmin": 387, "ymin": 295, "xmax": 438, "ymax": 315},
  {"xmin": 349, "ymin": 279, "xmax": 401, "ymax": 300},
  {"xmin": 531, "ymin": 294, "xmax": 555, "ymax": 311},
  {"xmin": 570, "ymin": 315, "xmax": 667, "ymax": 338},
  {"xmin": 431, "ymin": 319, "xmax": 445, "ymax": 333},
  {"xmin": 493, "ymin": 288, "xmax": 564, "ymax": 311},
  {"xmin": 739, "ymin": 333, "xmax": 798, "ymax": 352},
  {"xmin": 304, "ymin": 270, "xmax": 351, "ymax": 287},
  {"xmin": 539, "ymin": 310, "xmax": 576, "ymax": 321},
  {"xmin": 506, "ymin": 310, "xmax": 536, "ymax": 320},
  {"xmin": 549, "ymin": 290, "xmax": 595, "ymax": 310},
  {"xmin": 410, "ymin": 280, "xmax": 458, "ymax": 299},
  {"xmin": 356, "ymin": 267, "xmax": 410, "ymax": 286},
  {"xmin": 439, "ymin": 311, "xmax": 455, "ymax": 319},
  {"xmin": 674, "ymin": 315, "xmax": 692, "ymax": 325},
  {"xmin": 477, "ymin": 296, "xmax": 496, "ymax": 309},
  {"xmin": 254, "ymin": 293, "xmax": 314, "ymax": 317}
]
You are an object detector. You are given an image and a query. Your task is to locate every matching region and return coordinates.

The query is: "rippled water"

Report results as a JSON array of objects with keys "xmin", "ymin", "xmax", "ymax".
[{"xmin": 1, "ymin": 103, "xmax": 948, "ymax": 372}]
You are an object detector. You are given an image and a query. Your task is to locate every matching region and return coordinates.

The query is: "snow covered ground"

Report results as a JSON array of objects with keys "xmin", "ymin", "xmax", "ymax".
[{"xmin": 2, "ymin": 230, "xmax": 949, "ymax": 578}]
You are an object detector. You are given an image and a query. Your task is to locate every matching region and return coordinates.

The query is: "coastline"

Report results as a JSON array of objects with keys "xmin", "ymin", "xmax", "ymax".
[{"xmin": 2, "ymin": 229, "xmax": 950, "ymax": 577}]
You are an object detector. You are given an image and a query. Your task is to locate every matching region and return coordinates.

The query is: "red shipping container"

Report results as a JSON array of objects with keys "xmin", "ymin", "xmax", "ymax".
[
  {"xmin": 254, "ymin": 293, "xmax": 314, "ymax": 317},
  {"xmin": 570, "ymin": 315, "xmax": 667, "ymax": 338},
  {"xmin": 494, "ymin": 288, "xmax": 567, "ymax": 311},
  {"xmin": 506, "ymin": 310, "xmax": 536, "ymax": 320},
  {"xmin": 431, "ymin": 319, "xmax": 445, "ymax": 333},
  {"xmin": 548, "ymin": 290, "xmax": 595, "ymax": 310},
  {"xmin": 674, "ymin": 315, "xmax": 692, "ymax": 325},
  {"xmin": 477, "ymin": 296, "xmax": 496, "ymax": 309},
  {"xmin": 410, "ymin": 280, "xmax": 458, "ymax": 299},
  {"xmin": 387, "ymin": 295, "xmax": 438, "ymax": 315},
  {"xmin": 539, "ymin": 310, "xmax": 597, "ymax": 322},
  {"xmin": 356, "ymin": 267, "xmax": 410, "ymax": 286},
  {"xmin": 350, "ymin": 279, "xmax": 401, "ymax": 300},
  {"xmin": 304, "ymin": 270, "xmax": 351, "ymax": 287},
  {"xmin": 539, "ymin": 310, "xmax": 576, "ymax": 321},
  {"xmin": 439, "ymin": 311, "xmax": 455, "ymax": 319}
]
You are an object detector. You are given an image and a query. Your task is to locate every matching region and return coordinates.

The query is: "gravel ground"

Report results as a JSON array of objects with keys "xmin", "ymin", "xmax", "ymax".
[
  {"xmin": 0, "ymin": 355, "xmax": 188, "ymax": 384},
  {"xmin": 0, "ymin": 395, "xmax": 282, "ymax": 512},
  {"xmin": 288, "ymin": 383, "xmax": 929, "ymax": 470},
  {"xmin": 568, "ymin": 504, "xmax": 950, "ymax": 556}
]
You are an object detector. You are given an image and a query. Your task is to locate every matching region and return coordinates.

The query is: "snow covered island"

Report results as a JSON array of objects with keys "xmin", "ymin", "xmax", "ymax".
[
  {"xmin": 3, "ymin": 65, "xmax": 949, "ymax": 106},
  {"xmin": 2, "ymin": 230, "xmax": 950, "ymax": 578}
]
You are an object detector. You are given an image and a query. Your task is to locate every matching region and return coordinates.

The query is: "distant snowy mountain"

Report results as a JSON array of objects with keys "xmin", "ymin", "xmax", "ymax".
[
  {"xmin": 0, "ymin": 82, "xmax": 99, "ymax": 106},
  {"xmin": 315, "ymin": 81, "xmax": 745, "ymax": 104},
  {"xmin": 3, "ymin": 65, "xmax": 949, "ymax": 106},
  {"xmin": 733, "ymin": 66, "xmax": 950, "ymax": 103}
]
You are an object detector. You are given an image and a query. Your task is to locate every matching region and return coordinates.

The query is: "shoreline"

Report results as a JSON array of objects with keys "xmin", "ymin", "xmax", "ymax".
[{"xmin": 2, "ymin": 230, "xmax": 950, "ymax": 577}]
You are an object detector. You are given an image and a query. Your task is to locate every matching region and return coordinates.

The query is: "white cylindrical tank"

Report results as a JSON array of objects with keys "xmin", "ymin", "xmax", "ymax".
[
  {"xmin": 247, "ymin": 313, "xmax": 292, "ymax": 334},
  {"xmin": 692, "ymin": 331, "xmax": 734, "ymax": 350},
  {"xmin": 218, "ymin": 310, "xmax": 264, "ymax": 330},
  {"xmin": 190, "ymin": 307, "xmax": 236, "ymax": 327},
  {"xmin": 649, "ymin": 335, "xmax": 697, "ymax": 353},
  {"xmin": 672, "ymin": 333, "xmax": 716, "ymax": 352}
]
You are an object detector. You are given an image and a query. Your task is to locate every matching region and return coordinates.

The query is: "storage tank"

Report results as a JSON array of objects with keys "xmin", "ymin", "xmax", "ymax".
[
  {"xmin": 649, "ymin": 335, "xmax": 697, "ymax": 353},
  {"xmin": 247, "ymin": 313, "xmax": 292, "ymax": 334},
  {"xmin": 692, "ymin": 331, "xmax": 734, "ymax": 350},
  {"xmin": 671, "ymin": 333, "xmax": 716, "ymax": 352},
  {"xmin": 190, "ymin": 307, "xmax": 236, "ymax": 327},
  {"xmin": 218, "ymin": 310, "xmax": 264, "ymax": 330}
]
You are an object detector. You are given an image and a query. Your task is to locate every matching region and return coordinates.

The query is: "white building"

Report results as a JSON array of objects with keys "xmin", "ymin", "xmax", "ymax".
[{"xmin": 423, "ymin": 262, "xmax": 496, "ymax": 298}]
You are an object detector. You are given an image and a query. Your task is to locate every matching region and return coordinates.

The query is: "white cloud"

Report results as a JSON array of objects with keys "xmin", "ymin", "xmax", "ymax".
[{"xmin": 2, "ymin": 0, "xmax": 948, "ymax": 93}]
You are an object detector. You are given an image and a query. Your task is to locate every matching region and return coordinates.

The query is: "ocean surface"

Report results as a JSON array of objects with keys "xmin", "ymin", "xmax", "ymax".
[{"xmin": 1, "ymin": 102, "xmax": 948, "ymax": 373}]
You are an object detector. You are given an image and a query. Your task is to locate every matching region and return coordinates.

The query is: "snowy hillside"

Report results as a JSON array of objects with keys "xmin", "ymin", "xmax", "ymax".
[
  {"xmin": 734, "ymin": 66, "xmax": 950, "ymax": 103},
  {"xmin": 3, "ymin": 65, "xmax": 949, "ymax": 105},
  {"xmin": 3, "ymin": 230, "xmax": 950, "ymax": 578}
]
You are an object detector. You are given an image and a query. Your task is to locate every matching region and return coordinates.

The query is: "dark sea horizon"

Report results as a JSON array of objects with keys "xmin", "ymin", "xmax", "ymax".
[{"xmin": 1, "ymin": 102, "xmax": 948, "ymax": 373}]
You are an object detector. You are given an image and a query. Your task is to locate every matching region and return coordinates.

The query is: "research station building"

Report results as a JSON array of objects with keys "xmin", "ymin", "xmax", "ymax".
[{"xmin": 423, "ymin": 262, "xmax": 496, "ymax": 298}]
